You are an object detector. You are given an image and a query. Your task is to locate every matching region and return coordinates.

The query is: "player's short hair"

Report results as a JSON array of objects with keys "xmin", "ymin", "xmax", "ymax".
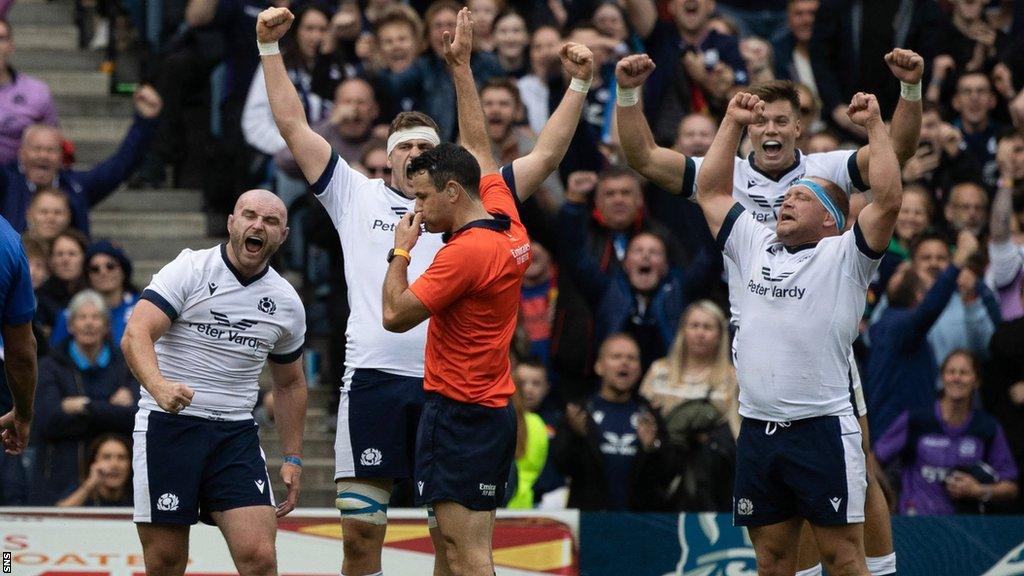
[
  {"xmin": 388, "ymin": 111, "xmax": 441, "ymax": 138},
  {"xmin": 480, "ymin": 77, "xmax": 522, "ymax": 108},
  {"xmin": 747, "ymin": 80, "xmax": 801, "ymax": 117},
  {"xmin": 407, "ymin": 143, "xmax": 481, "ymax": 198},
  {"xmin": 374, "ymin": 4, "xmax": 424, "ymax": 38},
  {"xmin": 597, "ymin": 332, "xmax": 640, "ymax": 358},
  {"xmin": 597, "ymin": 165, "xmax": 641, "ymax": 187}
]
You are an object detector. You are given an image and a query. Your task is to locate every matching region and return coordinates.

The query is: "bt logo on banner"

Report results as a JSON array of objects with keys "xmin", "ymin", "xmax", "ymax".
[{"xmin": 671, "ymin": 513, "xmax": 757, "ymax": 576}]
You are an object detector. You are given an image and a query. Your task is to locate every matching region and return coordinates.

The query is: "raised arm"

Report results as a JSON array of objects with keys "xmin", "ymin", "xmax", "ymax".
[
  {"xmin": 850, "ymin": 93, "xmax": 902, "ymax": 254},
  {"xmin": 615, "ymin": 54, "xmax": 689, "ymax": 193},
  {"xmin": 511, "ymin": 42, "xmax": 593, "ymax": 200},
  {"xmin": 257, "ymin": 8, "xmax": 332, "ymax": 184},
  {"xmin": 445, "ymin": 8, "xmax": 498, "ymax": 175},
  {"xmin": 854, "ymin": 49, "xmax": 924, "ymax": 187},
  {"xmin": 694, "ymin": 92, "xmax": 763, "ymax": 238}
]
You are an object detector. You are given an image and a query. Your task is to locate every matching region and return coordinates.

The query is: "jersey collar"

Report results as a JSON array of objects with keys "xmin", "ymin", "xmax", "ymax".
[
  {"xmin": 220, "ymin": 243, "xmax": 270, "ymax": 287},
  {"xmin": 748, "ymin": 150, "xmax": 802, "ymax": 183},
  {"xmin": 782, "ymin": 241, "xmax": 818, "ymax": 254},
  {"xmin": 442, "ymin": 213, "xmax": 511, "ymax": 243}
]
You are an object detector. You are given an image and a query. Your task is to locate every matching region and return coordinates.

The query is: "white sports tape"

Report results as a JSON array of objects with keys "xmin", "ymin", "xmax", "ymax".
[{"xmin": 386, "ymin": 127, "xmax": 441, "ymax": 157}]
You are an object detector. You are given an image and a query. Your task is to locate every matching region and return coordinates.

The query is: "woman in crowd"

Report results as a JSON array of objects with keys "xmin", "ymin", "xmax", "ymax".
[
  {"xmin": 870, "ymin": 184, "xmax": 936, "ymax": 312},
  {"xmin": 57, "ymin": 434, "xmax": 133, "ymax": 507},
  {"xmin": 31, "ymin": 290, "xmax": 140, "ymax": 504},
  {"xmin": 517, "ymin": 25, "xmax": 563, "ymax": 134},
  {"xmin": 875, "ymin": 350, "xmax": 1019, "ymax": 515},
  {"xmin": 35, "ymin": 229, "xmax": 88, "ymax": 344},
  {"xmin": 492, "ymin": 9, "xmax": 530, "ymax": 77},
  {"xmin": 50, "ymin": 240, "xmax": 139, "ymax": 347},
  {"xmin": 23, "ymin": 189, "xmax": 72, "ymax": 248}
]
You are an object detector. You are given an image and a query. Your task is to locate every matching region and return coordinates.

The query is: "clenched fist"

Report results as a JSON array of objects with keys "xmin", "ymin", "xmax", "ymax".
[
  {"xmin": 560, "ymin": 42, "xmax": 594, "ymax": 81},
  {"xmin": 257, "ymin": 7, "xmax": 295, "ymax": 44},
  {"xmin": 724, "ymin": 92, "xmax": 765, "ymax": 126},
  {"xmin": 846, "ymin": 92, "xmax": 882, "ymax": 129},
  {"xmin": 133, "ymin": 85, "xmax": 163, "ymax": 119},
  {"xmin": 884, "ymin": 48, "xmax": 924, "ymax": 85},
  {"xmin": 615, "ymin": 54, "xmax": 656, "ymax": 89}
]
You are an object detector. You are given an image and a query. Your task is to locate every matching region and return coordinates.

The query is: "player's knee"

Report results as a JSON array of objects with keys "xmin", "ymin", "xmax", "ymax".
[
  {"xmin": 146, "ymin": 548, "xmax": 188, "ymax": 575},
  {"xmin": 336, "ymin": 481, "xmax": 390, "ymax": 526},
  {"xmin": 342, "ymin": 521, "xmax": 385, "ymax": 560},
  {"xmin": 233, "ymin": 541, "xmax": 277, "ymax": 576},
  {"xmin": 753, "ymin": 546, "xmax": 794, "ymax": 576}
]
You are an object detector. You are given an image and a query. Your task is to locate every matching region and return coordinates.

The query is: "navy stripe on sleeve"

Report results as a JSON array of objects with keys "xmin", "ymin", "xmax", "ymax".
[
  {"xmin": 500, "ymin": 163, "xmax": 525, "ymax": 213},
  {"xmin": 847, "ymin": 151, "xmax": 868, "ymax": 192},
  {"xmin": 853, "ymin": 221, "xmax": 884, "ymax": 260},
  {"xmin": 310, "ymin": 152, "xmax": 340, "ymax": 196},
  {"xmin": 140, "ymin": 289, "xmax": 179, "ymax": 322},
  {"xmin": 269, "ymin": 345, "xmax": 303, "ymax": 364},
  {"xmin": 680, "ymin": 157, "xmax": 697, "ymax": 198},
  {"xmin": 715, "ymin": 203, "xmax": 745, "ymax": 252}
]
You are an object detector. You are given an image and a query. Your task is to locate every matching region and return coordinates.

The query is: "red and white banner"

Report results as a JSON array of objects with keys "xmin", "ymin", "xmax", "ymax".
[{"xmin": 0, "ymin": 508, "xmax": 578, "ymax": 576}]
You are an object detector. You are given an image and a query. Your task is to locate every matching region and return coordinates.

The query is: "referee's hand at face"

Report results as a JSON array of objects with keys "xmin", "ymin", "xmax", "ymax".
[{"xmin": 394, "ymin": 212, "xmax": 423, "ymax": 252}]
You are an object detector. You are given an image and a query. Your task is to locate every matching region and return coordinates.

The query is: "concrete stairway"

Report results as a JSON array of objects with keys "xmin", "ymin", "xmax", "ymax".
[{"xmin": 9, "ymin": 0, "xmax": 340, "ymax": 508}]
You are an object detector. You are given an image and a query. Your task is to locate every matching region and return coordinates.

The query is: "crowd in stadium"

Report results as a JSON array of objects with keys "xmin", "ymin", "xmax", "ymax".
[{"xmin": 0, "ymin": 0, "xmax": 1023, "ymax": 522}]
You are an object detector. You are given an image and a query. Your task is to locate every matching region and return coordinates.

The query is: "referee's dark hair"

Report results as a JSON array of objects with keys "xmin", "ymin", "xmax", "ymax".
[
  {"xmin": 747, "ymin": 80, "xmax": 801, "ymax": 117},
  {"xmin": 407, "ymin": 143, "xmax": 482, "ymax": 198}
]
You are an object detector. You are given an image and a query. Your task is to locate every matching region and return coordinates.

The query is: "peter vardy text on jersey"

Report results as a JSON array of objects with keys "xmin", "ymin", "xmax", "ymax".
[
  {"xmin": 188, "ymin": 322, "xmax": 265, "ymax": 351},
  {"xmin": 746, "ymin": 280, "xmax": 806, "ymax": 300}
]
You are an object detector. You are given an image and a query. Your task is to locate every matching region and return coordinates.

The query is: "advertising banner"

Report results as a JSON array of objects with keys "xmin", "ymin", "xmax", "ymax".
[{"xmin": 0, "ymin": 508, "xmax": 578, "ymax": 576}]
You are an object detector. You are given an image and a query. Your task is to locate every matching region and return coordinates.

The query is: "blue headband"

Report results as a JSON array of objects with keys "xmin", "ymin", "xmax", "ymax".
[{"xmin": 792, "ymin": 178, "xmax": 845, "ymax": 231}]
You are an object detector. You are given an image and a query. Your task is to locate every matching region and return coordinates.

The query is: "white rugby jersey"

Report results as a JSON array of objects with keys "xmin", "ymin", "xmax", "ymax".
[
  {"xmin": 139, "ymin": 245, "xmax": 306, "ymax": 420},
  {"xmin": 719, "ymin": 204, "xmax": 881, "ymax": 421},
  {"xmin": 311, "ymin": 153, "xmax": 520, "ymax": 381},
  {"xmin": 683, "ymin": 150, "xmax": 866, "ymax": 325}
]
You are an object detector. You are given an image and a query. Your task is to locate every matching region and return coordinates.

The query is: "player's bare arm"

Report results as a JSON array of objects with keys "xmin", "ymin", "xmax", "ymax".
[
  {"xmin": 269, "ymin": 357, "xmax": 307, "ymax": 517},
  {"xmin": 258, "ymin": 7, "xmax": 333, "ymax": 184},
  {"xmin": 511, "ymin": 42, "xmax": 593, "ymax": 200},
  {"xmin": 695, "ymin": 92, "xmax": 766, "ymax": 238},
  {"xmin": 446, "ymin": 8, "xmax": 499, "ymax": 175},
  {"xmin": 0, "ymin": 321, "xmax": 36, "ymax": 454},
  {"xmin": 616, "ymin": 54, "xmax": 688, "ymax": 193},
  {"xmin": 121, "ymin": 300, "xmax": 195, "ymax": 414},
  {"xmin": 850, "ymin": 92, "xmax": 902, "ymax": 254},
  {"xmin": 855, "ymin": 49, "xmax": 924, "ymax": 188},
  {"xmin": 382, "ymin": 212, "xmax": 431, "ymax": 333}
]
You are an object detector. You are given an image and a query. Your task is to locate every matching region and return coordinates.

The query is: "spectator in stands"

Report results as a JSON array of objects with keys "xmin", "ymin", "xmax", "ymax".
[
  {"xmin": 49, "ymin": 241, "xmax": 139, "ymax": 348},
  {"xmin": 549, "ymin": 168, "xmax": 683, "ymax": 401},
  {"xmin": 640, "ymin": 300, "xmax": 739, "ymax": 436},
  {"xmin": 520, "ymin": 241, "xmax": 557, "ymax": 365},
  {"xmin": 372, "ymin": 6, "xmax": 424, "ymax": 79},
  {"xmin": 865, "ymin": 232, "xmax": 979, "ymax": 438},
  {"xmin": 809, "ymin": 0, "xmax": 940, "ymax": 136},
  {"xmin": 56, "ymin": 433, "xmax": 133, "ymax": 507},
  {"xmin": 986, "ymin": 134, "xmax": 1024, "ymax": 321},
  {"xmin": 645, "ymin": 0, "xmax": 748, "ymax": 141},
  {"xmin": 803, "ymin": 130, "xmax": 839, "ymax": 153},
  {"xmin": 469, "ymin": 0, "xmax": 498, "ymax": 53},
  {"xmin": 0, "ymin": 86, "xmax": 163, "ymax": 236},
  {"xmin": 506, "ymin": 382, "xmax": 550, "ymax": 509},
  {"xmin": 591, "ymin": 2, "xmax": 636, "ymax": 56},
  {"xmin": 518, "ymin": 26, "xmax": 562, "ymax": 135},
  {"xmin": 771, "ymin": 0, "xmax": 818, "ymax": 92},
  {"xmin": 903, "ymin": 102, "xmax": 983, "ymax": 196},
  {"xmin": 22, "ymin": 189, "xmax": 71, "ymax": 248},
  {"xmin": 875, "ymin": 350, "xmax": 1018, "ymax": 515},
  {"xmin": 243, "ymin": 4, "xmax": 331, "ymax": 162},
  {"xmin": 869, "ymin": 183, "xmax": 935, "ymax": 309},
  {"xmin": 551, "ymin": 333, "xmax": 672, "ymax": 511},
  {"xmin": 673, "ymin": 113, "xmax": 717, "ymax": 157},
  {"xmin": 944, "ymin": 181, "xmax": 989, "ymax": 237},
  {"xmin": 382, "ymin": 0, "xmax": 504, "ymax": 141},
  {"xmin": 0, "ymin": 17, "xmax": 58, "ymax": 165},
  {"xmin": 22, "ymin": 236, "xmax": 48, "ymax": 291},
  {"xmin": 739, "ymin": 36, "xmax": 774, "ymax": 85},
  {"xmin": 793, "ymin": 82, "xmax": 823, "ymax": 144},
  {"xmin": 30, "ymin": 290, "xmax": 139, "ymax": 504},
  {"xmin": 492, "ymin": 10, "xmax": 530, "ymax": 77},
  {"xmin": 35, "ymin": 229, "xmax": 87, "ymax": 343},
  {"xmin": 936, "ymin": 0, "xmax": 1009, "ymax": 77},
  {"xmin": 952, "ymin": 72, "xmax": 1000, "ymax": 189}
]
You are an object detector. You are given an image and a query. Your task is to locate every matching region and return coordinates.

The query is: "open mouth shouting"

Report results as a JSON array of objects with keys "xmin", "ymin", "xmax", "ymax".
[
  {"xmin": 243, "ymin": 234, "xmax": 266, "ymax": 255},
  {"xmin": 762, "ymin": 139, "xmax": 784, "ymax": 160}
]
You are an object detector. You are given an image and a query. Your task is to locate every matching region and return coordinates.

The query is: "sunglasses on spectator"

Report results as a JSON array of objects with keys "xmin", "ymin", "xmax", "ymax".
[
  {"xmin": 368, "ymin": 166, "xmax": 392, "ymax": 176},
  {"xmin": 89, "ymin": 262, "xmax": 120, "ymax": 273}
]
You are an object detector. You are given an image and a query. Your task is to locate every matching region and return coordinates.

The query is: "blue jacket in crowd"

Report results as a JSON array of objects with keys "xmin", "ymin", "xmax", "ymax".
[
  {"xmin": 865, "ymin": 265, "xmax": 960, "ymax": 439},
  {"xmin": 30, "ymin": 342, "xmax": 139, "ymax": 505},
  {"xmin": 0, "ymin": 115, "xmax": 157, "ymax": 236}
]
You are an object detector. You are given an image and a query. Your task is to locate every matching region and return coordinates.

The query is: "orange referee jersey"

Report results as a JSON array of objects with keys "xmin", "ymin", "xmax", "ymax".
[{"xmin": 409, "ymin": 173, "xmax": 532, "ymax": 407}]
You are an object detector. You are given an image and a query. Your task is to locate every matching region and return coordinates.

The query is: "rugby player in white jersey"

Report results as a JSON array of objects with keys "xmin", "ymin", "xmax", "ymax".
[
  {"xmin": 692, "ymin": 90, "xmax": 901, "ymax": 576},
  {"xmin": 122, "ymin": 189, "xmax": 307, "ymax": 576},
  {"xmin": 617, "ymin": 50, "xmax": 924, "ymax": 576},
  {"xmin": 256, "ymin": 7, "xmax": 593, "ymax": 575}
]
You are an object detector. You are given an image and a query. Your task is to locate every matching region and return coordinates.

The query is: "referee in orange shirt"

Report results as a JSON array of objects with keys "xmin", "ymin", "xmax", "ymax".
[{"xmin": 381, "ymin": 8, "xmax": 531, "ymax": 576}]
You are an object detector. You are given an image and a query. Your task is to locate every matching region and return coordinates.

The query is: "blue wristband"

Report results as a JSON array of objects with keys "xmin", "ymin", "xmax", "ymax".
[{"xmin": 283, "ymin": 455, "xmax": 302, "ymax": 467}]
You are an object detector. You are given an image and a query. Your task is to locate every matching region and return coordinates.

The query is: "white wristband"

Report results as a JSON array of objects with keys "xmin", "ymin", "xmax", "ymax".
[
  {"xmin": 258, "ymin": 41, "xmax": 280, "ymax": 56},
  {"xmin": 900, "ymin": 81, "xmax": 921, "ymax": 102},
  {"xmin": 617, "ymin": 85, "xmax": 639, "ymax": 107},
  {"xmin": 569, "ymin": 77, "xmax": 592, "ymax": 94}
]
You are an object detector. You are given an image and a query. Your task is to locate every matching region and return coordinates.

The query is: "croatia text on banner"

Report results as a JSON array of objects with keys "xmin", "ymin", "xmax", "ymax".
[
  {"xmin": 579, "ymin": 512, "xmax": 1024, "ymax": 576},
  {"xmin": 0, "ymin": 508, "xmax": 579, "ymax": 576}
]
